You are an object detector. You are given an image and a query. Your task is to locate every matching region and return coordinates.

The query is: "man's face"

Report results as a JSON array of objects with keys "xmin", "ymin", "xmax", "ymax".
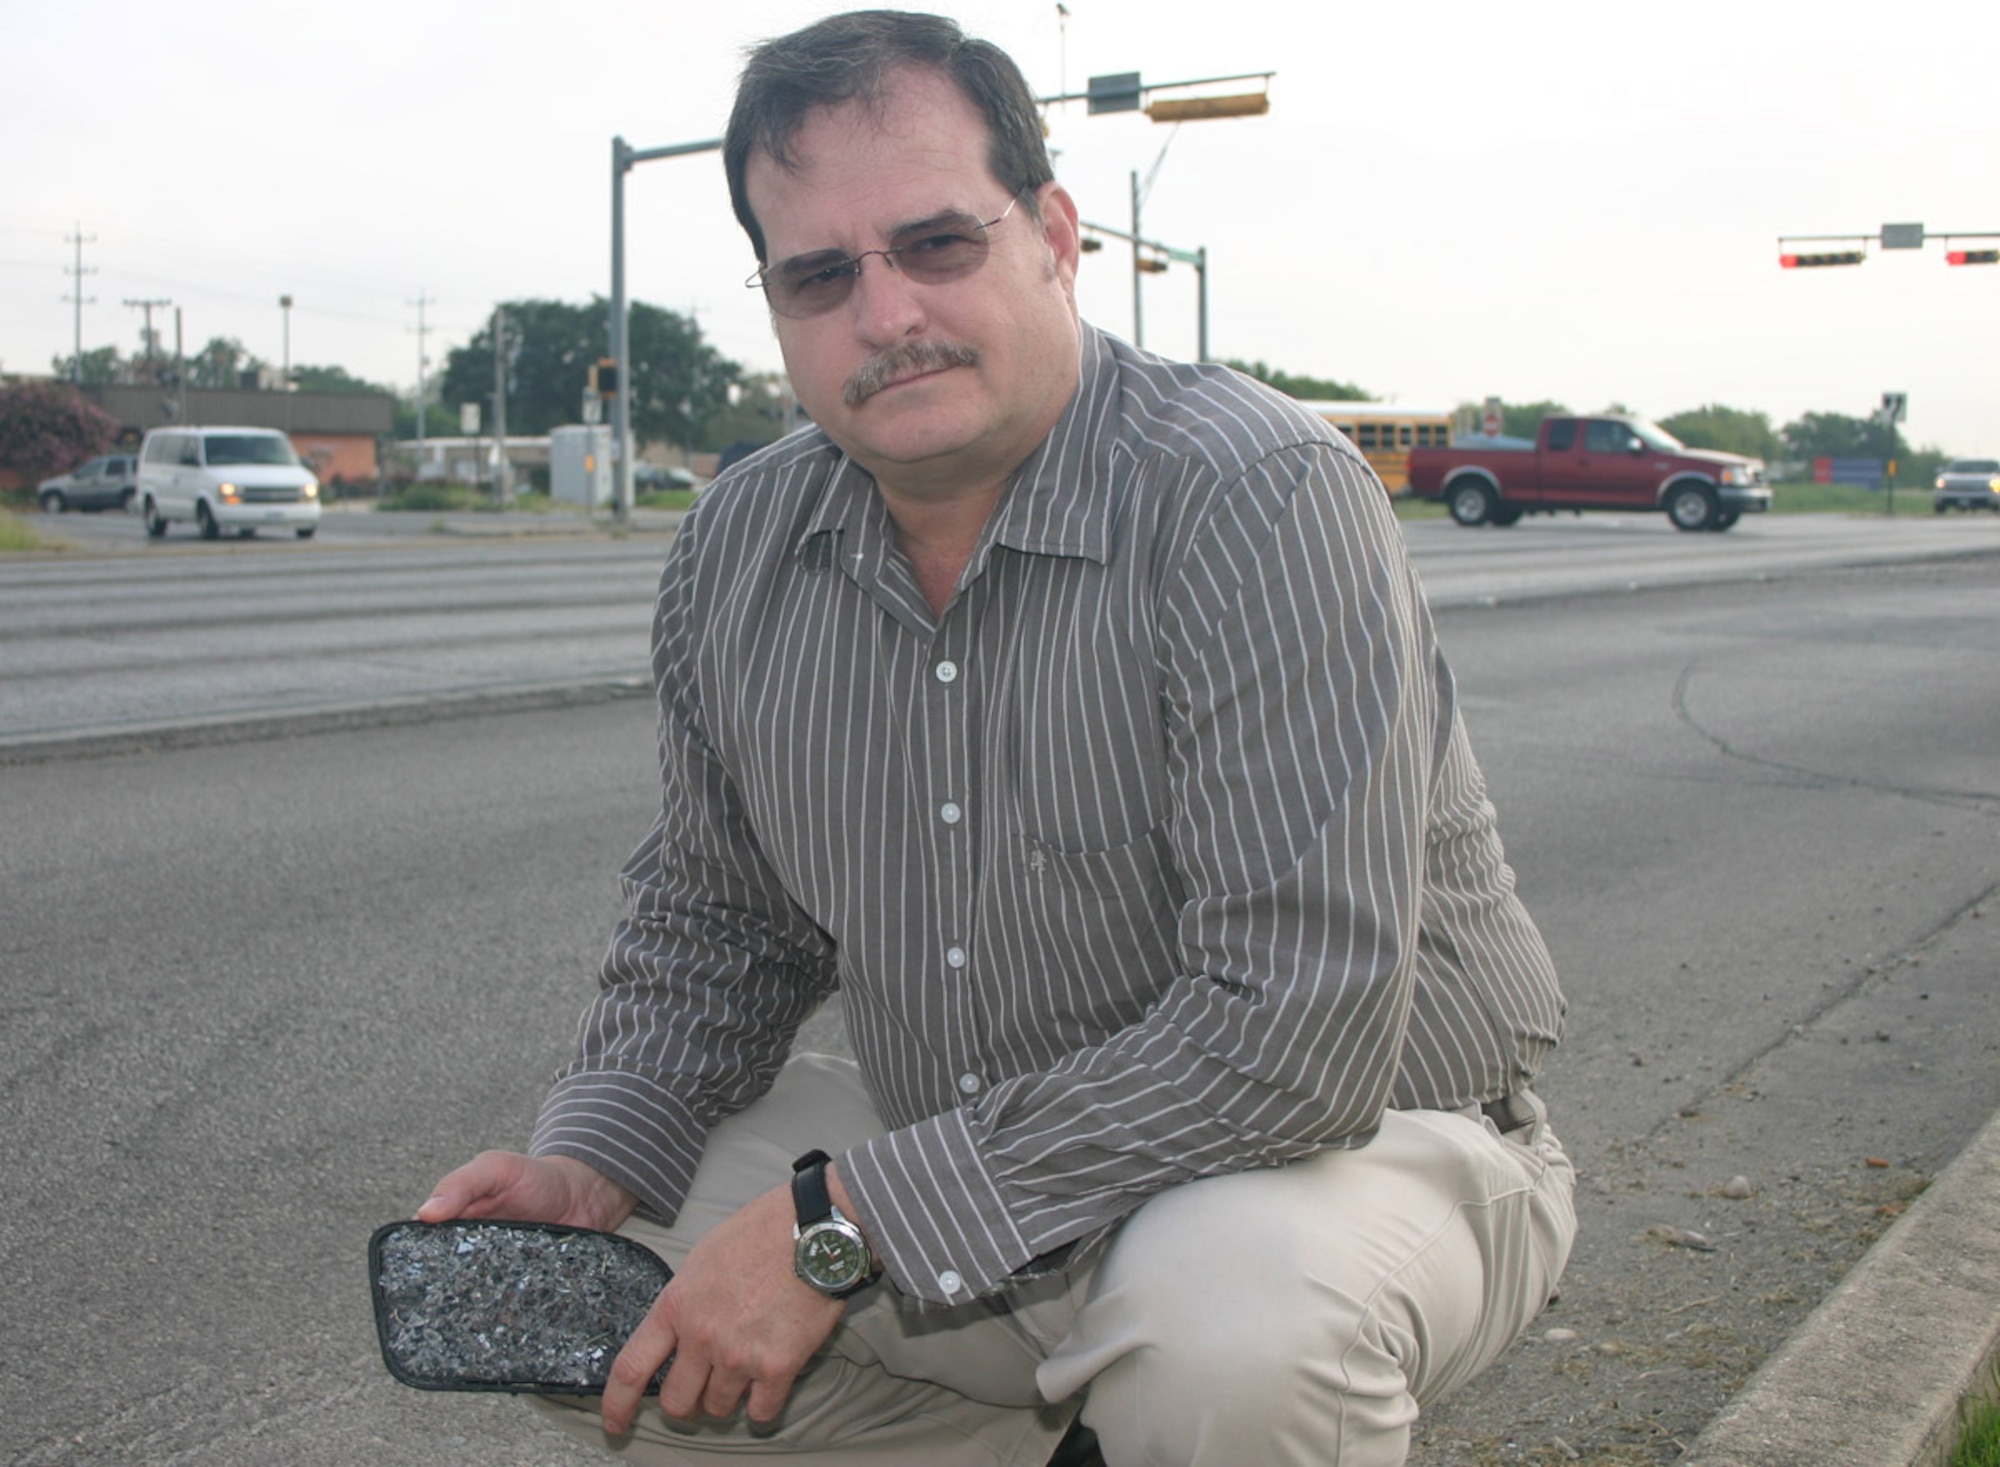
[{"xmin": 743, "ymin": 68, "xmax": 1082, "ymax": 503}]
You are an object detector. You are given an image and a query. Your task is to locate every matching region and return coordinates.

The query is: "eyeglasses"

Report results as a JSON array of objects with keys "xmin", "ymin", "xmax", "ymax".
[{"xmin": 746, "ymin": 198, "xmax": 1018, "ymax": 320}]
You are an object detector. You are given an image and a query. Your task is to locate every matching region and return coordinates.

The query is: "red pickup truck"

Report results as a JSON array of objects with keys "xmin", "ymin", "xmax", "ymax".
[{"xmin": 1405, "ymin": 415, "xmax": 1772, "ymax": 532}]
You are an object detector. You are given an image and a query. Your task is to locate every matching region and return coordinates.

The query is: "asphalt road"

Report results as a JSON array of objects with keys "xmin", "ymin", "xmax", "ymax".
[
  {"xmin": 6, "ymin": 505, "xmax": 1997, "ymax": 749},
  {"xmin": 2, "ymin": 518, "xmax": 1996, "ymax": 1465}
]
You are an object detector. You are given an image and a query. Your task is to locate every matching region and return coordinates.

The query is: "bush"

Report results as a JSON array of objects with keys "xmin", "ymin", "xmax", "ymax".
[
  {"xmin": 375, "ymin": 483, "xmax": 474, "ymax": 512},
  {"xmin": 0, "ymin": 381, "xmax": 121, "ymax": 486}
]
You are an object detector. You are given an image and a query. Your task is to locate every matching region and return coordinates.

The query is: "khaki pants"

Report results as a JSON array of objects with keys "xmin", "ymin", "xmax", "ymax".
[{"xmin": 530, "ymin": 1053, "xmax": 1575, "ymax": 1467}]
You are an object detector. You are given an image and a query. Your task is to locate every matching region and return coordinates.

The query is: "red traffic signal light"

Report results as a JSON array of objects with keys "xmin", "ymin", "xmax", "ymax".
[
  {"xmin": 1947, "ymin": 249, "xmax": 1999, "ymax": 266},
  {"xmin": 1780, "ymin": 251, "xmax": 1865, "ymax": 269}
]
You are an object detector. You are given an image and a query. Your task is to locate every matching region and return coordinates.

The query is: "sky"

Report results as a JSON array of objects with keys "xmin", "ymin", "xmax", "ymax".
[{"xmin": 5, "ymin": 0, "xmax": 1997, "ymax": 456}]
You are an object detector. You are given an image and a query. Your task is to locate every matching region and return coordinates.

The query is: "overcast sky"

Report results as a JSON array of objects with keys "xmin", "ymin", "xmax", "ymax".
[{"xmin": 5, "ymin": 0, "xmax": 1995, "ymax": 455}]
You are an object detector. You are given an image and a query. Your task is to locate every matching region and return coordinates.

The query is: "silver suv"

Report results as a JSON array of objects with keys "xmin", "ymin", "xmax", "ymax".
[
  {"xmin": 1933, "ymin": 459, "xmax": 1999, "ymax": 514},
  {"xmin": 138, "ymin": 427, "xmax": 321, "ymax": 540},
  {"xmin": 38, "ymin": 454, "xmax": 138, "ymax": 514}
]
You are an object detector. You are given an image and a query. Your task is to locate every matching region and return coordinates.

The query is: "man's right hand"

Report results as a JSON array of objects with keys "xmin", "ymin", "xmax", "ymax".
[{"xmin": 417, "ymin": 1151, "xmax": 639, "ymax": 1233}]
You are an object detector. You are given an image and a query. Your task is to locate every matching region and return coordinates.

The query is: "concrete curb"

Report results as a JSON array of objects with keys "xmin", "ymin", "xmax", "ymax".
[{"xmin": 1680, "ymin": 1105, "xmax": 2000, "ymax": 1466}]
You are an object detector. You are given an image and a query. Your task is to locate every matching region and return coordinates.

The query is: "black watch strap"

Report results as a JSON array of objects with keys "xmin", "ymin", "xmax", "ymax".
[{"xmin": 792, "ymin": 1148, "xmax": 836, "ymax": 1226}]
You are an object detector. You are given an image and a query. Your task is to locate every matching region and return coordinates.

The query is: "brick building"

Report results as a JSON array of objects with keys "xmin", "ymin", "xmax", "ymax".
[{"xmin": 84, "ymin": 383, "xmax": 396, "ymax": 488}]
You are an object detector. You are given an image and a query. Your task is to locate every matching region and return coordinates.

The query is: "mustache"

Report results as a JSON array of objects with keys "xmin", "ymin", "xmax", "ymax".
[{"xmin": 843, "ymin": 339, "xmax": 980, "ymax": 407}]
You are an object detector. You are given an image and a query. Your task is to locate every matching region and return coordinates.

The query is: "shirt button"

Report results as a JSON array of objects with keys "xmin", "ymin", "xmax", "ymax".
[
  {"xmin": 937, "ymin": 1270, "xmax": 963, "ymax": 1295},
  {"xmin": 940, "ymin": 801, "xmax": 963, "ymax": 825},
  {"xmin": 934, "ymin": 660, "xmax": 959, "ymax": 684},
  {"xmin": 958, "ymin": 1072, "xmax": 982, "ymax": 1095},
  {"xmin": 946, "ymin": 946, "xmax": 967, "ymax": 969}
]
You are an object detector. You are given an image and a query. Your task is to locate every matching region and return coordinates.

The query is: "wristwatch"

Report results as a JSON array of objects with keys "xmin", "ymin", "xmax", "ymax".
[{"xmin": 791, "ymin": 1149, "xmax": 879, "ymax": 1299}]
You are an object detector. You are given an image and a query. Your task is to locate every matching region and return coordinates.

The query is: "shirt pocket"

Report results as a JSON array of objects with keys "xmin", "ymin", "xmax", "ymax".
[{"xmin": 1013, "ymin": 822, "xmax": 1177, "ymax": 907}]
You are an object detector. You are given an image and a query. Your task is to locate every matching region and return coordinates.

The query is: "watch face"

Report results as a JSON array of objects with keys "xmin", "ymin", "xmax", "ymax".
[{"xmin": 797, "ymin": 1220, "xmax": 871, "ymax": 1292}]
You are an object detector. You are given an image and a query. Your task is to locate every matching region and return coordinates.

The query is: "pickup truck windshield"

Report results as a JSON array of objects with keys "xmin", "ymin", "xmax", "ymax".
[
  {"xmin": 1630, "ymin": 421, "xmax": 1687, "ymax": 453},
  {"xmin": 204, "ymin": 435, "xmax": 301, "ymax": 467}
]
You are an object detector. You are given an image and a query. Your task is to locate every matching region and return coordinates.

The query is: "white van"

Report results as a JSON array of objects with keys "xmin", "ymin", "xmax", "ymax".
[{"xmin": 138, "ymin": 427, "xmax": 321, "ymax": 540}]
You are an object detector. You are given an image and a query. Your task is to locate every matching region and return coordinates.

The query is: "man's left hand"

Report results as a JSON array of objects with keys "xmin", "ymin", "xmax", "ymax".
[{"xmin": 601, "ymin": 1178, "xmax": 850, "ymax": 1434}]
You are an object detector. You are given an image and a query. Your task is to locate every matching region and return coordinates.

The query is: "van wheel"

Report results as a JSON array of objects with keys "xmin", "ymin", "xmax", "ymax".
[
  {"xmin": 296, "ymin": 527, "xmax": 316, "ymax": 539},
  {"xmin": 1448, "ymin": 482, "xmax": 1497, "ymax": 527},
  {"xmin": 1666, "ymin": 483, "xmax": 1719, "ymax": 532},
  {"xmin": 144, "ymin": 500, "xmax": 169, "ymax": 538},
  {"xmin": 197, "ymin": 502, "xmax": 222, "ymax": 540}
]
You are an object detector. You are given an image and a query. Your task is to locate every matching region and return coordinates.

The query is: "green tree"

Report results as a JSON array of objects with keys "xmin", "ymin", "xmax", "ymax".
[
  {"xmin": 187, "ymin": 336, "xmax": 264, "ymax": 389},
  {"xmin": 699, "ymin": 371, "xmax": 794, "ymax": 453},
  {"xmin": 1454, "ymin": 399, "xmax": 1569, "ymax": 440},
  {"xmin": 1781, "ymin": 411, "xmax": 1904, "ymax": 462},
  {"xmin": 0, "ymin": 380, "xmax": 121, "ymax": 486},
  {"xmin": 290, "ymin": 363, "xmax": 393, "ymax": 395},
  {"xmin": 438, "ymin": 298, "xmax": 739, "ymax": 449},
  {"xmin": 1658, "ymin": 404, "xmax": 1782, "ymax": 461},
  {"xmin": 1224, "ymin": 359, "xmax": 1372, "ymax": 402},
  {"xmin": 49, "ymin": 345, "xmax": 125, "ymax": 385},
  {"xmin": 393, "ymin": 398, "xmax": 460, "ymax": 440}
]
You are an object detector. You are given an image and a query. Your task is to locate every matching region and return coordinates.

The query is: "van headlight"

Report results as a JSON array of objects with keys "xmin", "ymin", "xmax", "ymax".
[
  {"xmin": 217, "ymin": 482, "xmax": 241, "ymax": 504},
  {"xmin": 302, "ymin": 480, "xmax": 319, "ymax": 501}
]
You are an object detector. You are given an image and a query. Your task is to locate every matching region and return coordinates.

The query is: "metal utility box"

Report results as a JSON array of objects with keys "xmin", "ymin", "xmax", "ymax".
[{"xmin": 550, "ymin": 425, "xmax": 614, "ymax": 508}]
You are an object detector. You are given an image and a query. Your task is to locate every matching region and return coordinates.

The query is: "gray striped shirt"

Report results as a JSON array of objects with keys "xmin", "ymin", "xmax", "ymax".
[{"xmin": 531, "ymin": 324, "xmax": 1564, "ymax": 1305}]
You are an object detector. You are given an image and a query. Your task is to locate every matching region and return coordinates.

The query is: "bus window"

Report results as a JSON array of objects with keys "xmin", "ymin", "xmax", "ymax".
[{"xmin": 1358, "ymin": 424, "xmax": 1378, "ymax": 449}]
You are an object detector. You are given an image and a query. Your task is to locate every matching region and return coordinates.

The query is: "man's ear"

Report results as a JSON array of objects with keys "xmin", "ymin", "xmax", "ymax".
[{"xmin": 1036, "ymin": 182, "xmax": 1084, "ymax": 289}]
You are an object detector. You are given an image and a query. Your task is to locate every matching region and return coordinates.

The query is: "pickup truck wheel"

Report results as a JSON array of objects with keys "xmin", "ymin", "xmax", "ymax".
[
  {"xmin": 1712, "ymin": 511, "xmax": 1740, "ymax": 531},
  {"xmin": 1666, "ymin": 483, "xmax": 1720, "ymax": 532},
  {"xmin": 197, "ymin": 502, "xmax": 222, "ymax": 541},
  {"xmin": 1448, "ymin": 482, "xmax": 1497, "ymax": 527},
  {"xmin": 40, "ymin": 490, "xmax": 65, "ymax": 514},
  {"xmin": 1489, "ymin": 505, "xmax": 1524, "ymax": 527}
]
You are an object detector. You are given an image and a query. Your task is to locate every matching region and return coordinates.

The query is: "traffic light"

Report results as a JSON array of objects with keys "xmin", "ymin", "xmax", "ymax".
[
  {"xmin": 1947, "ymin": 249, "xmax": 1999, "ymax": 266},
  {"xmin": 1136, "ymin": 254, "xmax": 1170, "ymax": 274},
  {"xmin": 1780, "ymin": 251, "xmax": 1865, "ymax": 269},
  {"xmin": 1145, "ymin": 92, "xmax": 1271, "ymax": 123},
  {"xmin": 593, "ymin": 357, "xmax": 619, "ymax": 395}
]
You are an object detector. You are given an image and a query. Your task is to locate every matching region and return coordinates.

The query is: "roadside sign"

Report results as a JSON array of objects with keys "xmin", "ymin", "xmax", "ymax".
[
  {"xmin": 1880, "ymin": 223, "xmax": 1925, "ymax": 250},
  {"xmin": 459, "ymin": 402, "xmax": 480, "ymax": 434},
  {"xmin": 1481, "ymin": 397, "xmax": 1503, "ymax": 437},
  {"xmin": 1879, "ymin": 392, "xmax": 1907, "ymax": 424}
]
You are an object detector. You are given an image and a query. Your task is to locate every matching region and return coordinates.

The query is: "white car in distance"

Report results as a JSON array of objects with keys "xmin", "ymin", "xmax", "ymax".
[{"xmin": 138, "ymin": 427, "xmax": 321, "ymax": 540}]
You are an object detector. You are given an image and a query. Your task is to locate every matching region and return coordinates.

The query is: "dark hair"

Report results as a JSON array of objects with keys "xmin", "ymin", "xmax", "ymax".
[{"xmin": 724, "ymin": 9, "xmax": 1053, "ymax": 262}]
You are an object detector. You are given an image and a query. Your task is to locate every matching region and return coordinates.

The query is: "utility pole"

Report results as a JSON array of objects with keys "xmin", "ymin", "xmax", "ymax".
[
  {"xmin": 491, "ymin": 305, "xmax": 511, "ymax": 506},
  {"xmin": 279, "ymin": 294, "xmax": 294, "ymax": 431},
  {"xmin": 409, "ymin": 290, "xmax": 434, "ymax": 444},
  {"xmin": 63, "ymin": 224, "xmax": 97, "ymax": 383},
  {"xmin": 124, "ymin": 297, "xmax": 172, "ymax": 377},
  {"xmin": 171, "ymin": 307, "xmax": 185, "ymax": 423}
]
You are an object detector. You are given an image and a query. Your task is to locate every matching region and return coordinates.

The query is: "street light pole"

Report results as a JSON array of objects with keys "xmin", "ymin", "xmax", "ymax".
[
  {"xmin": 1130, "ymin": 171, "xmax": 1144, "ymax": 349},
  {"xmin": 610, "ymin": 133, "xmax": 721, "ymax": 521},
  {"xmin": 1083, "ymin": 219, "xmax": 1210, "ymax": 360}
]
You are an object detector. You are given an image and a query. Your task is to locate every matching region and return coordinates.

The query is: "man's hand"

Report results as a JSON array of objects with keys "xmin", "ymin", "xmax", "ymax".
[
  {"xmin": 417, "ymin": 1151, "xmax": 637, "ymax": 1233},
  {"xmin": 600, "ymin": 1177, "xmax": 851, "ymax": 1435}
]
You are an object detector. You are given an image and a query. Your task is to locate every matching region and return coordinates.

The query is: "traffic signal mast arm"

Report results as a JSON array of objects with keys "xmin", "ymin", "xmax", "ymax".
[{"xmin": 1777, "ymin": 226, "xmax": 2000, "ymax": 267}]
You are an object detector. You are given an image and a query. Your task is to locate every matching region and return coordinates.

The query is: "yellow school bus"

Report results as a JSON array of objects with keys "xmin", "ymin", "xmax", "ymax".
[{"xmin": 1294, "ymin": 401, "xmax": 1458, "ymax": 495}]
